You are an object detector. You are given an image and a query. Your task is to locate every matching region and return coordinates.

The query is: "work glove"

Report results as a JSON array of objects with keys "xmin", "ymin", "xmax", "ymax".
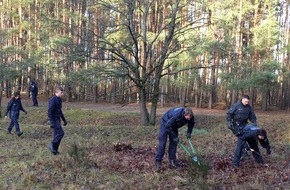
[
  {"xmin": 63, "ymin": 120, "xmax": 67, "ymax": 126},
  {"xmin": 24, "ymin": 111, "xmax": 28, "ymax": 115},
  {"xmin": 266, "ymin": 148, "xmax": 271, "ymax": 155},
  {"xmin": 186, "ymin": 133, "xmax": 191, "ymax": 139}
]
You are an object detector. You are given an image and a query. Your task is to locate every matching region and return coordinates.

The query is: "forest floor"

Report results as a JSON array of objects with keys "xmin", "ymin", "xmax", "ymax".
[{"xmin": 0, "ymin": 97, "xmax": 289, "ymax": 189}]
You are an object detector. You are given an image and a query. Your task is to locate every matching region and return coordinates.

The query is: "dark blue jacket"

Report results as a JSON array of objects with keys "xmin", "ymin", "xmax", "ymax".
[
  {"xmin": 226, "ymin": 101, "xmax": 256, "ymax": 124},
  {"xmin": 161, "ymin": 107, "xmax": 195, "ymax": 134},
  {"xmin": 240, "ymin": 126, "xmax": 271, "ymax": 150},
  {"xmin": 30, "ymin": 82, "xmax": 38, "ymax": 94},
  {"xmin": 5, "ymin": 97, "xmax": 26, "ymax": 118},
  {"xmin": 48, "ymin": 95, "xmax": 66, "ymax": 126}
]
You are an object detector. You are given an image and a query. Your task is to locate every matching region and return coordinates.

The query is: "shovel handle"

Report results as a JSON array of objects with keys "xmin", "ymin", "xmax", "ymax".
[
  {"xmin": 178, "ymin": 141, "xmax": 192, "ymax": 157},
  {"xmin": 187, "ymin": 138, "xmax": 197, "ymax": 154},
  {"xmin": 187, "ymin": 138, "xmax": 201, "ymax": 165}
]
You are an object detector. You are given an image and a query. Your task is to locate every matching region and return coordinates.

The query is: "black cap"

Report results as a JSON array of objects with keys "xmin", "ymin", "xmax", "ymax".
[
  {"xmin": 257, "ymin": 129, "xmax": 267, "ymax": 137},
  {"xmin": 13, "ymin": 91, "xmax": 20, "ymax": 97}
]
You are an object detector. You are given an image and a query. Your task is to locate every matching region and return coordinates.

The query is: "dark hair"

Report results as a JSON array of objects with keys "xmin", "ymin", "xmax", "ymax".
[
  {"xmin": 13, "ymin": 91, "xmax": 20, "ymax": 97},
  {"xmin": 184, "ymin": 108, "xmax": 193, "ymax": 118},
  {"xmin": 242, "ymin": 95, "xmax": 250, "ymax": 100},
  {"xmin": 257, "ymin": 129, "xmax": 267, "ymax": 137}
]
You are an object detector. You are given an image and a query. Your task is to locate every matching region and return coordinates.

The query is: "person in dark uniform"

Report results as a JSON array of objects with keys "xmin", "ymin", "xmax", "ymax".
[
  {"xmin": 232, "ymin": 126, "xmax": 271, "ymax": 167},
  {"xmin": 29, "ymin": 80, "xmax": 38, "ymax": 106},
  {"xmin": 48, "ymin": 86, "xmax": 67, "ymax": 155},
  {"xmin": 5, "ymin": 91, "xmax": 27, "ymax": 136},
  {"xmin": 155, "ymin": 107, "xmax": 195, "ymax": 171},
  {"xmin": 226, "ymin": 95, "xmax": 257, "ymax": 136}
]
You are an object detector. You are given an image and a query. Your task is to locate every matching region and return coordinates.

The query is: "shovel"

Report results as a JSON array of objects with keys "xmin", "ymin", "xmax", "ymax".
[
  {"xmin": 178, "ymin": 138, "xmax": 201, "ymax": 165},
  {"xmin": 187, "ymin": 137, "xmax": 201, "ymax": 165},
  {"xmin": 169, "ymin": 130, "xmax": 201, "ymax": 165}
]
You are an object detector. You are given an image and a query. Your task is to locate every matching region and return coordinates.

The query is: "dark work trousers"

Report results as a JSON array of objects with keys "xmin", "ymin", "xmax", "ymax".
[
  {"xmin": 233, "ymin": 138, "xmax": 263, "ymax": 166},
  {"xmin": 8, "ymin": 114, "xmax": 21, "ymax": 133},
  {"xmin": 241, "ymin": 142, "xmax": 250, "ymax": 156},
  {"xmin": 233, "ymin": 138, "xmax": 246, "ymax": 166},
  {"xmin": 31, "ymin": 93, "xmax": 38, "ymax": 106},
  {"xmin": 51, "ymin": 118, "xmax": 64, "ymax": 151},
  {"xmin": 247, "ymin": 139, "xmax": 264, "ymax": 164},
  {"xmin": 155, "ymin": 122, "xmax": 179, "ymax": 161}
]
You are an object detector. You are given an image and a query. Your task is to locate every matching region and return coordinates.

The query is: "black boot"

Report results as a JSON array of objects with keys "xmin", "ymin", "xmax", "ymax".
[
  {"xmin": 17, "ymin": 131, "xmax": 23, "ymax": 136},
  {"xmin": 169, "ymin": 160, "xmax": 180, "ymax": 169},
  {"xmin": 156, "ymin": 160, "xmax": 162, "ymax": 172},
  {"xmin": 48, "ymin": 143, "xmax": 58, "ymax": 155}
]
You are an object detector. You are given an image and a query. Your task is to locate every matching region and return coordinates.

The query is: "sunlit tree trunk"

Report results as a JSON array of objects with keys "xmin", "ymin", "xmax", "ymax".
[{"xmin": 138, "ymin": 86, "xmax": 149, "ymax": 125}]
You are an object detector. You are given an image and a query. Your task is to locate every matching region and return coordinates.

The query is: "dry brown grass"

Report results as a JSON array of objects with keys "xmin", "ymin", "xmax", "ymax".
[{"xmin": 0, "ymin": 102, "xmax": 289, "ymax": 189}]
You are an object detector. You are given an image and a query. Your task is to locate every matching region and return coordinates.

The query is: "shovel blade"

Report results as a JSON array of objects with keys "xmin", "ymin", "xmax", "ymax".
[{"xmin": 192, "ymin": 156, "xmax": 201, "ymax": 165}]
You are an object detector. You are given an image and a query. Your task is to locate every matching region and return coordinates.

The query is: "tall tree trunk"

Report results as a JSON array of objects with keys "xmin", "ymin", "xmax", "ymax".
[
  {"xmin": 93, "ymin": 84, "xmax": 97, "ymax": 103},
  {"xmin": 160, "ymin": 85, "xmax": 164, "ymax": 107},
  {"xmin": 261, "ymin": 89, "xmax": 268, "ymax": 111},
  {"xmin": 181, "ymin": 86, "xmax": 186, "ymax": 107},
  {"xmin": 139, "ymin": 87, "xmax": 149, "ymax": 126},
  {"xmin": 149, "ymin": 65, "xmax": 163, "ymax": 125},
  {"xmin": 0, "ymin": 84, "xmax": 3, "ymax": 117}
]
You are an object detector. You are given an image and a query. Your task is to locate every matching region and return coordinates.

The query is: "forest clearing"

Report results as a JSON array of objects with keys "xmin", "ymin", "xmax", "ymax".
[
  {"xmin": 1, "ymin": 1, "xmax": 290, "ymax": 189},
  {"xmin": 0, "ymin": 99, "xmax": 289, "ymax": 190}
]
